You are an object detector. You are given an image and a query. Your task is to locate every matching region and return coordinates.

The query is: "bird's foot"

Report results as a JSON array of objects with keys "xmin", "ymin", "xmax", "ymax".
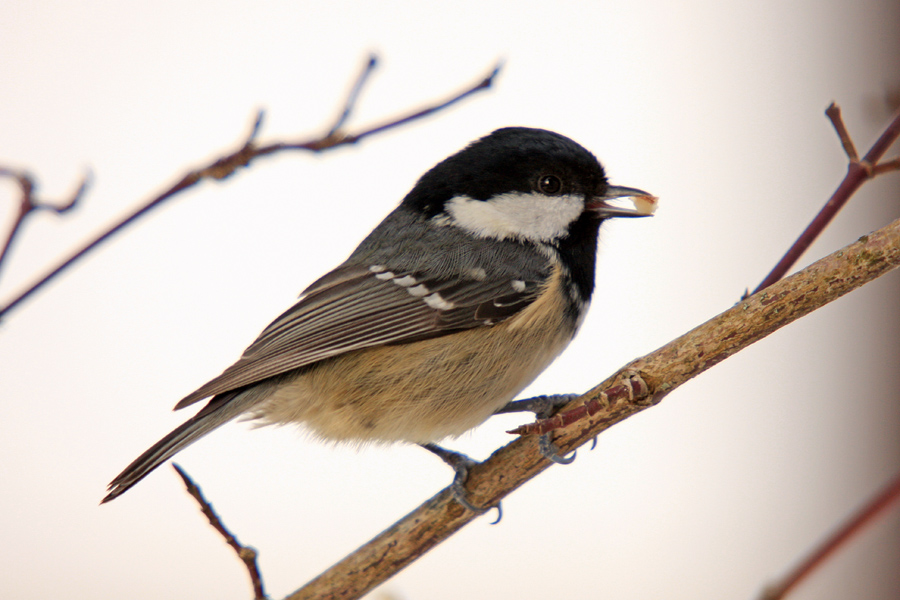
[
  {"xmin": 496, "ymin": 393, "xmax": 593, "ymax": 464},
  {"xmin": 420, "ymin": 443, "xmax": 502, "ymax": 524}
]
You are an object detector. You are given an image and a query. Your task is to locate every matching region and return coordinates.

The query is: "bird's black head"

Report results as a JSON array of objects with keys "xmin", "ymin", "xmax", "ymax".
[
  {"xmin": 399, "ymin": 127, "xmax": 653, "ymax": 301},
  {"xmin": 403, "ymin": 127, "xmax": 606, "ymax": 220},
  {"xmin": 402, "ymin": 127, "xmax": 650, "ymax": 243}
]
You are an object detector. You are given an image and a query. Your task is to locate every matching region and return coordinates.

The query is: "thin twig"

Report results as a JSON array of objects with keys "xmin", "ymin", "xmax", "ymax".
[
  {"xmin": 0, "ymin": 167, "xmax": 90, "ymax": 276},
  {"xmin": 825, "ymin": 103, "xmax": 859, "ymax": 162},
  {"xmin": 257, "ymin": 59, "xmax": 503, "ymax": 154},
  {"xmin": 326, "ymin": 53, "xmax": 378, "ymax": 137},
  {"xmin": 872, "ymin": 157, "xmax": 900, "ymax": 175},
  {"xmin": 173, "ymin": 464, "xmax": 268, "ymax": 600},
  {"xmin": 0, "ymin": 57, "xmax": 502, "ymax": 321},
  {"xmin": 751, "ymin": 104, "xmax": 900, "ymax": 294},
  {"xmin": 759, "ymin": 470, "xmax": 900, "ymax": 600},
  {"xmin": 286, "ymin": 218, "xmax": 900, "ymax": 600}
]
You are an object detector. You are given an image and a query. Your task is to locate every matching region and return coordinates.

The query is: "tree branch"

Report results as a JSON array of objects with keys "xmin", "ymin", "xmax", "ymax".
[
  {"xmin": 323, "ymin": 54, "xmax": 379, "ymax": 137},
  {"xmin": 0, "ymin": 57, "xmax": 502, "ymax": 321},
  {"xmin": 751, "ymin": 104, "xmax": 900, "ymax": 294},
  {"xmin": 173, "ymin": 464, "xmax": 268, "ymax": 600},
  {"xmin": 0, "ymin": 167, "xmax": 90, "ymax": 276},
  {"xmin": 759, "ymin": 470, "xmax": 900, "ymax": 600},
  {"xmin": 287, "ymin": 217, "xmax": 900, "ymax": 600}
]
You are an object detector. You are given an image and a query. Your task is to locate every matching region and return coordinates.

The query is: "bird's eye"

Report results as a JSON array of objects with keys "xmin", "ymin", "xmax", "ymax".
[{"xmin": 537, "ymin": 175, "xmax": 562, "ymax": 195}]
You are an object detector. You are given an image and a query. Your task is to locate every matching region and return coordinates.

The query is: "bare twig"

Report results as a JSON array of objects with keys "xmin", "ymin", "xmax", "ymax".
[
  {"xmin": 825, "ymin": 103, "xmax": 859, "ymax": 162},
  {"xmin": 326, "ymin": 53, "xmax": 378, "ymax": 137},
  {"xmin": 0, "ymin": 57, "xmax": 502, "ymax": 321},
  {"xmin": 0, "ymin": 167, "xmax": 90, "ymax": 276},
  {"xmin": 256, "ymin": 59, "xmax": 503, "ymax": 154},
  {"xmin": 173, "ymin": 464, "xmax": 268, "ymax": 600},
  {"xmin": 759, "ymin": 470, "xmax": 900, "ymax": 600},
  {"xmin": 872, "ymin": 157, "xmax": 900, "ymax": 175},
  {"xmin": 751, "ymin": 104, "xmax": 900, "ymax": 294},
  {"xmin": 286, "ymin": 218, "xmax": 900, "ymax": 600}
]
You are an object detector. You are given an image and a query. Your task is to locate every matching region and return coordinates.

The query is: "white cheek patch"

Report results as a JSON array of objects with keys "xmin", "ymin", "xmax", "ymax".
[{"xmin": 442, "ymin": 192, "xmax": 584, "ymax": 242}]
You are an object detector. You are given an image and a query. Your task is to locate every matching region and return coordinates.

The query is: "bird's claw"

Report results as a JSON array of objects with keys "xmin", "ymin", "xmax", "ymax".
[
  {"xmin": 495, "ymin": 393, "xmax": 580, "ymax": 417},
  {"xmin": 421, "ymin": 443, "xmax": 502, "ymax": 523},
  {"xmin": 539, "ymin": 434, "xmax": 577, "ymax": 464}
]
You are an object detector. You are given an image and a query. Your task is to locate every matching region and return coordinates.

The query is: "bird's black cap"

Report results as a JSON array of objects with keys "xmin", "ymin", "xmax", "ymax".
[{"xmin": 402, "ymin": 127, "xmax": 609, "ymax": 218}]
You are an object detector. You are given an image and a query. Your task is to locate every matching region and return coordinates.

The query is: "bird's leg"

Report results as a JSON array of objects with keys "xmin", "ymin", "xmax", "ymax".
[
  {"xmin": 494, "ymin": 394, "xmax": 588, "ymax": 464},
  {"xmin": 420, "ymin": 443, "xmax": 501, "ymax": 523}
]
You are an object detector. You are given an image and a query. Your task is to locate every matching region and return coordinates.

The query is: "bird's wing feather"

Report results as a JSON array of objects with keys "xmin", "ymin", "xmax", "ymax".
[{"xmin": 174, "ymin": 263, "xmax": 546, "ymax": 409}]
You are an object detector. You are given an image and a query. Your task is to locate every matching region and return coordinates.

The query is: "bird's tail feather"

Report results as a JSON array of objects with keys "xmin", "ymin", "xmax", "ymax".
[{"xmin": 101, "ymin": 387, "xmax": 266, "ymax": 503}]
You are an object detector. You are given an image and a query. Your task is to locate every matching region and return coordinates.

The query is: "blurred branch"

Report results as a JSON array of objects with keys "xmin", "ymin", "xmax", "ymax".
[
  {"xmin": 0, "ymin": 56, "xmax": 502, "ymax": 321},
  {"xmin": 751, "ymin": 103, "xmax": 900, "ymax": 295},
  {"xmin": 325, "ymin": 54, "xmax": 378, "ymax": 137},
  {"xmin": 760, "ymin": 471, "xmax": 900, "ymax": 600},
  {"xmin": 287, "ymin": 217, "xmax": 900, "ymax": 600},
  {"xmin": 0, "ymin": 167, "xmax": 90, "ymax": 276},
  {"xmin": 826, "ymin": 102, "xmax": 860, "ymax": 162},
  {"xmin": 173, "ymin": 464, "xmax": 268, "ymax": 600}
]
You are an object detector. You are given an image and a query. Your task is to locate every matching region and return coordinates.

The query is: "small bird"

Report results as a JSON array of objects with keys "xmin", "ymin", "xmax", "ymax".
[{"xmin": 103, "ymin": 127, "xmax": 653, "ymax": 505}]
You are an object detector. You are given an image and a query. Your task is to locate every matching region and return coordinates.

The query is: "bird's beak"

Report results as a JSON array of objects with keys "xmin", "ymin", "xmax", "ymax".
[{"xmin": 588, "ymin": 185, "xmax": 657, "ymax": 218}]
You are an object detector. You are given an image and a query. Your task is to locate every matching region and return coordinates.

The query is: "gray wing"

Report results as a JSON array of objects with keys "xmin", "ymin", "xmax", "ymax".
[{"xmin": 174, "ymin": 263, "xmax": 546, "ymax": 409}]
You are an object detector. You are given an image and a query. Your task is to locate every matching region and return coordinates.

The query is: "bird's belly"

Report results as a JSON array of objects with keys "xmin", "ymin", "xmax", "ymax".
[{"xmin": 253, "ymin": 299, "xmax": 576, "ymax": 444}]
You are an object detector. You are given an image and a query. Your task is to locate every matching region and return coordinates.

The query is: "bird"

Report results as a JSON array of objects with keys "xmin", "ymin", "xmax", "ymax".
[{"xmin": 102, "ymin": 127, "xmax": 654, "ymax": 507}]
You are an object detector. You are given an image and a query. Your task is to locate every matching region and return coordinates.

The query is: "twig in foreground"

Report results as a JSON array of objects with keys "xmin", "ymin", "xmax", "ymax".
[
  {"xmin": 173, "ymin": 464, "xmax": 268, "ymax": 600},
  {"xmin": 0, "ymin": 57, "xmax": 502, "ymax": 321},
  {"xmin": 759, "ymin": 471, "xmax": 900, "ymax": 600}
]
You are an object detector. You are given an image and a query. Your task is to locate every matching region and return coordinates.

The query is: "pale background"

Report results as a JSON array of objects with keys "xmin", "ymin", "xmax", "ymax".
[{"xmin": 1, "ymin": 1, "xmax": 898, "ymax": 599}]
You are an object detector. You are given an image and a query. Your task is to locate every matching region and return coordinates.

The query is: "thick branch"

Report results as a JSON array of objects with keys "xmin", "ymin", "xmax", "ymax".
[{"xmin": 287, "ymin": 218, "xmax": 900, "ymax": 600}]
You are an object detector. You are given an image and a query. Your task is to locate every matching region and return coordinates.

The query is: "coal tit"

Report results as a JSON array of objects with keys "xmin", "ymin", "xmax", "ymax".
[{"xmin": 103, "ymin": 127, "xmax": 653, "ymax": 504}]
